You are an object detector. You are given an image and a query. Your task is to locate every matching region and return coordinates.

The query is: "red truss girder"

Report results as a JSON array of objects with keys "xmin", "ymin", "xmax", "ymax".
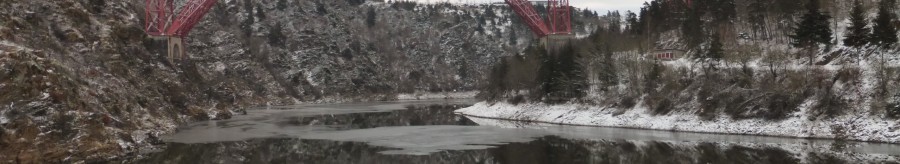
[
  {"xmin": 505, "ymin": 0, "xmax": 550, "ymax": 37},
  {"xmin": 505, "ymin": 0, "xmax": 571, "ymax": 38},
  {"xmin": 144, "ymin": 0, "xmax": 217, "ymax": 38},
  {"xmin": 167, "ymin": 0, "xmax": 218, "ymax": 37},
  {"xmin": 145, "ymin": 0, "xmax": 173, "ymax": 36},
  {"xmin": 548, "ymin": 0, "xmax": 571, "ymax": 35}
]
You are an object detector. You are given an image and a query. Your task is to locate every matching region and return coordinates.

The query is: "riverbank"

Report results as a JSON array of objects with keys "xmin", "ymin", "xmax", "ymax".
[
  {"xmin": 456, "ymin": 101, "xmax": 900, "ymax": 143},
  {"xmin": 396, "ymin": 91, "xmax": 478, "ymax": 100}
]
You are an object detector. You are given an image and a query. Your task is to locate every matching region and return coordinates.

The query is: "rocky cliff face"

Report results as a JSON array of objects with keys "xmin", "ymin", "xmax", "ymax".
[{"xmin": 0, "ymin": 0, "xmax": 603, "ymax": 162}]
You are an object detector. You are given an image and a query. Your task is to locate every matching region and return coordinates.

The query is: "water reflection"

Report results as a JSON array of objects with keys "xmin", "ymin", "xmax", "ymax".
[
  {"xmin": 131, "ymin": 136, "xmax": 899, "ymax": 164},
  {"xmin": 122, "ymin": 100, "xmax": 900, "ymax": 163}
]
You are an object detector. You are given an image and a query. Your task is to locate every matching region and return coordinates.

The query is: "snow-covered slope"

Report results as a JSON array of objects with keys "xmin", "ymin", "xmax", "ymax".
[{"xmin": 0, "ymin": 0, "xmax": 603, "ymax": 162}]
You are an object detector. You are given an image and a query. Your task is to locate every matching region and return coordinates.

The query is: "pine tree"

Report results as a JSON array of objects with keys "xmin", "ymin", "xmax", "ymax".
[
  {"xmin": 475, "ymin": 24, "xmax": 484, "ymax": 34},
  {"xmin": 558, "ymin": 44, "xmax": 587, "ymax": 100},
  {"xmin": 316, "ymin": 3, "xmax": 328, "ymax": 15},
  {"xmin": 484, "ymin": 5, "xmax": 496, "ymax": 18},
  {"xmin": 538, "ymin": 44, "xmax": 587, "ymax": 102},
  {"xmin": 508, "ymin": 27, "xmax": 518, "ymax": 45},
  {"xmin": 277, "ymin": 0, "xmax": 288, "ymax": 11},
  {"xmin": 871, "ymin": 0, "xmax": 898, "ymax": 47},
  {"xmin": 748, "ymin": 0, "xmax": 768, "ymax": 39},
  {"xmin": 790, "ymin": 0, "xmax": 833, "ymax": 48},
  {"xmin": 256, "ymin": 4, "xmax": 266, "ymax": 20},
  {"xmin": 711, "ymin": 0, "xmax": 736, "ymax": 24},
  {"xmin": 477, "ymin": 15, "xmax": 486, "ymax": 26},
  {"xmin": 706, "ymin": 33, "xmax": 725, "ymax": 60},
  {"xmin": 485, "ymin": 58, "xmax": 509, "ymax": 102},
  {"xmin": 241, "ymin": 0, "xmax": 255, "ymax": 36},
  {"xmin": 626, "ymin": 11, "xmax": 640, "ymax": 34},
  {"xmin": 347, "ymin": 0, "xmax": 365, "ymax": 6},
  {"xmin": 536, "ymin": 47, "xmax": 556, "ymax": 101},
  {"xmin": 597, "ymin": 45, "xmax": 619, "ymax": 89},
  {"xmin": 844, "ymin": 0, "xmax": 870, "ymax": 47},
  {"xmin": 268, "ymin": 23, "xmax": 285, "ymax": 46},
  {"xmin": 366, "ymin": 7, "xmax": 377, "ymax": 28},
  {"xmin": 682, "ymin": 8, "xmax": 705, "ymax": 49},
  {"xmin": 607, "ymin": 11, "xmax": 622, "ymax": 33}
]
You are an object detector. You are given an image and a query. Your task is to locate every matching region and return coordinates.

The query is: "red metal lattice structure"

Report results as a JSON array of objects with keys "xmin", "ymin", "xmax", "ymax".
[
  {"xmin": 547, "ymin": 0, "xmax": 571, "ymax": 35},
  {"xmin": 504, "ymin": 0, "xmax": 572, "ymax": 38},
  {"xmin": 144, "ymin": 0, "xmax": 173, "ymax": 36},
  {"xmin": 144, "ymin": 0, "xmax": 217, "ymax": 62},
  {"xmin": 144, "ymin": 0, "xmax": 217, "ymax": 38}
]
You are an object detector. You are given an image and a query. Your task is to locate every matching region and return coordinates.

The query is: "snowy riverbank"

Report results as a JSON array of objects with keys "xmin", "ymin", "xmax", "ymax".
[
  {"xmin": 456, "ymin": 102, "xmax": 900, "ymax": 143},
  {"xmin": 397, "ymin": 91, "xmax": 479, "ymax": 100}
]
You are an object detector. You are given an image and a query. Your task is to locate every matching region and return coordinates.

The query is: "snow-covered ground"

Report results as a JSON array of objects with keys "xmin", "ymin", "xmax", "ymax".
[
  {"xmin": 456, "ymin": 101, "xmax": 900, "ymax": 143},
  {"xmin": 397, "ymin": 91, "xmax": 478, "ymax": 100}
]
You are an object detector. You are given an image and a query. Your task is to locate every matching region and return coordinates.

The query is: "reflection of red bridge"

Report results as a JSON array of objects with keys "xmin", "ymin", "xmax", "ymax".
[{"xmin": 144, "ymin": 0, "xmax": 218, "ymax": 62}]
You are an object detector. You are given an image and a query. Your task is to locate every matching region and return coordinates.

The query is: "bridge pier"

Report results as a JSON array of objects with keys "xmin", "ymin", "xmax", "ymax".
[
  {"xmin": 541, "ymin": 34, "xmax": 575, "ymax": 54},
  {"xmin": 167, "ymin": 37, "xmax": 185, "ymax": 64}
]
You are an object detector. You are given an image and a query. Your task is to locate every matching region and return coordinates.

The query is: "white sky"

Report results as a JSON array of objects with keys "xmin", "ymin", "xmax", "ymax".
[{"xmin": 409, "ymin": 0, "xmax": 649, "ymax": 14}]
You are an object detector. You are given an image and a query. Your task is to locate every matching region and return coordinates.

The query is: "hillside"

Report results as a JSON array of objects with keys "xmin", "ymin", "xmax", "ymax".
[
  {"xmin": 0, "ymin": 0, "xmax": 602, "ymax": 162},
  {"xmin": 463, "ymin": 0, "xmax": 900, "ymax": 144}
]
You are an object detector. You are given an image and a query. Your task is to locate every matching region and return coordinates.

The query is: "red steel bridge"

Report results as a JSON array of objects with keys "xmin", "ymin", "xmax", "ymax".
[
  {"xmin": 144, "ymin": 0, "xmax": 218, "ymax": 62},
  {"xmin": 504, "ymin": 0, "xmax": 572, "ymax": 38},
  {"xmin": 142, "ymin": 0, "xmax": 581, "ymax": 60}
]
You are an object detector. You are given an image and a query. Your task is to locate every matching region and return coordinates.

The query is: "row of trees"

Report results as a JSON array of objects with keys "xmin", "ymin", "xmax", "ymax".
[
  {"xmin": 843, "ymin": 0, "xmax": 898, "ymax": 48},
  {"xmin": 482, "ymin": 44, "xmax": 589, "ymax": 103}
]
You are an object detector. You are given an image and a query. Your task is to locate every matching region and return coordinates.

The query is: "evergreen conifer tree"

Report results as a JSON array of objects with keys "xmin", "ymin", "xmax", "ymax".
[
  {"xmin": 557, "ymin": 45, "xmax": 587, "ymax": 100},
  {"xmin": 598, "ymin": 45, "xmax": 618, "ymax": 89},
  {"xmin": 366, "ymin": 7, "xmax": 377, "ymax": 28},
  {"xmin": 508, "ymin": 28, "xmax": 517, "ymax": 45},
  {"xmin": 706, "ymin": 33, "xmax": 725, "ymax": 60},
  {"xmin": 256, "ymin": 4, "xmax": 266, "ymax": 20},
  {"xmin": 682, "ymin": 8, "xmax": 704, "ymax": 49},
  {"xmin": 844, "ymin": 0, "xmax": 870, "ymax": 47},
  {"xmin": 277, "ymin": 0, "xmax": 288, "ymax": 11},
  {"xmin": 484, "ymin": 5, "xmax": 496, "ymax": 18},
  {"xmin": 871, "ymin": 0, "xmax": 898, "ymax": 46},
  {"xmin": 790, "ymin": 0, "xmax": 833, "ymax": 48}
]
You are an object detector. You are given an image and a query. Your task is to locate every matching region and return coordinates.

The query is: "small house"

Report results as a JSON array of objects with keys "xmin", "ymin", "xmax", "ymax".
[{"xmin": 650, "ymin": 49, "xmax": 685, "ymax": 61}]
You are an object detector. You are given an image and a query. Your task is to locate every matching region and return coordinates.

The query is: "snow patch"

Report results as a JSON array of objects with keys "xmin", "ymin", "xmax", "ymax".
[
  {"xmin": 0, "ymin": 113, "xmax": 8, "ymax": 124},
  {"xmin": 397, "ymin": 91, "xmax": 478, "ymax": 100},
  {"xmin": 457, "ymin": 102, "xmax": 900, "ymax": 143}
]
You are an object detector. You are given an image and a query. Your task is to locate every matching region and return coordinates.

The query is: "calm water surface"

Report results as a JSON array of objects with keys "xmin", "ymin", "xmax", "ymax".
[{"xmin": 124, "ymin": 100, "xmax": 900, "ymax": 164}]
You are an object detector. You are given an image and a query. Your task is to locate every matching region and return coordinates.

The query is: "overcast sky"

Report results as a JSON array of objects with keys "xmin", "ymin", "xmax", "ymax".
[{"xmin": 409, "ymin": 0, "xmax": 648, "ymax": 14}]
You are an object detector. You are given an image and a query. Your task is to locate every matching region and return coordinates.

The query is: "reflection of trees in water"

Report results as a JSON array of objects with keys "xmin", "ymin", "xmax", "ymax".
[
  {"xmin": 133, "ymin": 139, "xmax": 494, "ymax": 164},
  {"xmin": 129, "ymin": 136, "xmax": 882, "ymax": 164},
  {"xmin": 277, "ymin": 104, "xmax": 476, "ymax": 130},
  {"xmin": 489, "ymin": 136, "xmax": 886, "ymax": 164},
  {"xmin": 123, "ymin": 104, "xmax": 892, "ymax": 163}
]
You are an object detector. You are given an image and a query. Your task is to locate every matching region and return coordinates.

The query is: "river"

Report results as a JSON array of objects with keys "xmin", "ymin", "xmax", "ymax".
[{"xmin": 121, "ymin": 100, "xmax": 900, "ymax": 163}]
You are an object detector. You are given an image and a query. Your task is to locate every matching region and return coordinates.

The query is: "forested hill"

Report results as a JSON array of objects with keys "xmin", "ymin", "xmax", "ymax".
[
  {"xmin": 481, "ymin": 0, "xmax": 900, "ymax": 121},
  {"xmin": 0, "ymin": 0, "xmax": 604, "ymax": 162},
  {"xmin": 594, "ymin": 0, "xmax": 899, "ymax": 54},
  {"xmin": 472, "ymin": 0, "xmax": 900, "ymax": 145}
]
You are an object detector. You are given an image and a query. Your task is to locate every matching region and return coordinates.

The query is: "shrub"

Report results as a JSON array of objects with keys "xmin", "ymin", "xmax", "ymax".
[
  {"xmin": 89, "ymin": 0, "xmax": 105, "ymax": 14},
  {"xmin": 811, "ymin": 90, "xmax": 846, "ymax": 118},
  {"xmin": 267, "ymin": 23, "xmax": 285, "ymax": 46},
  {"xmin": 347, "ymin": 0, "xmax": 365, "ymax": 6},
  {"xmin": 316, "ymin": 3, "xmax": 328, "ymax": 15},
  {"xmin": 507, "ymin": 95, "xmax": 526, "ymax": 105},
  {"xmin": 391, "ymin": 1, "xmax": 417, "ymax": 10},
  {"xmin": 764, "ymin": 93, "xmax": 798, "ymax": 120},
  {"xmin": 617, "ymin": 95, "xmax": 637, "ymax": 108},
  {"xmin": 886, "ymin": 94, "xmax": 900, "ymax": 118},
  {"xmin": 651, "ymin": 98, "xmax": 673, "ymax": 115}
]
